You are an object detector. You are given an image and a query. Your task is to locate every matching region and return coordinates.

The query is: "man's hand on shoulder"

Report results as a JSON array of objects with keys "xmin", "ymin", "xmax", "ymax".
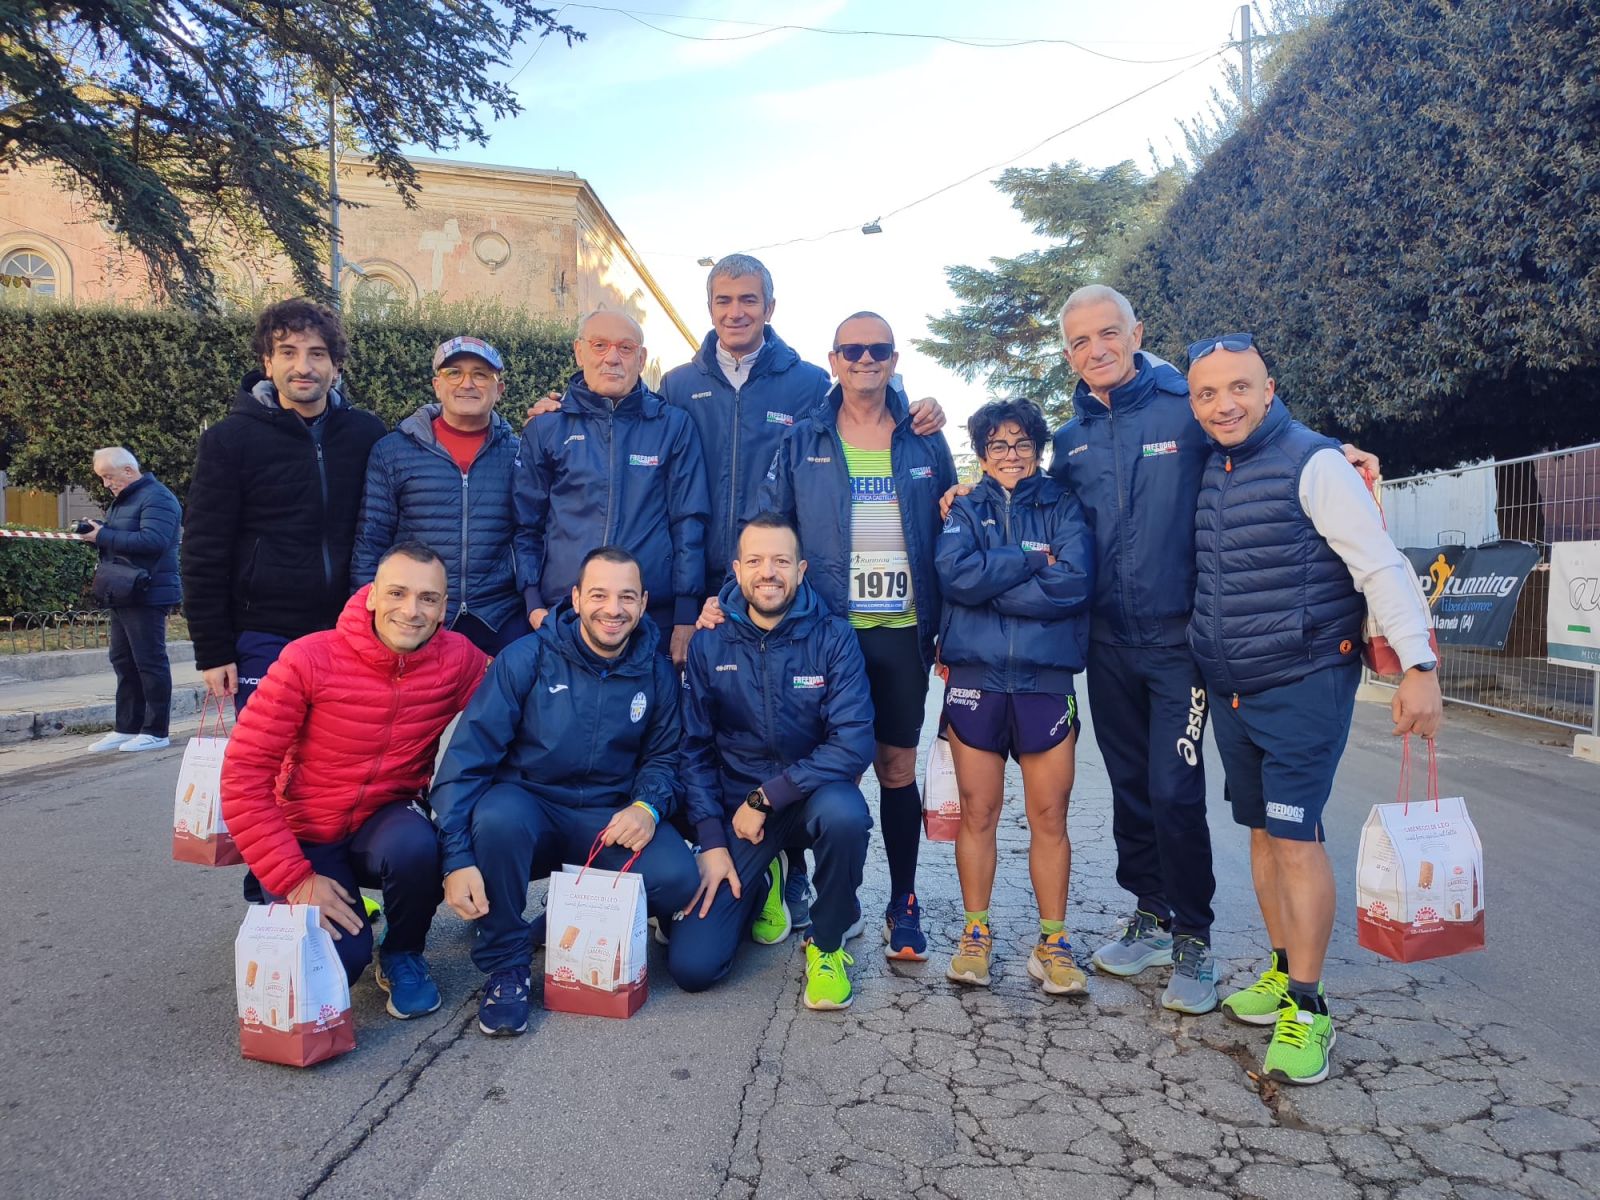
[
  {"xmin": 287, "ymin": 873, "xmax": 365, "ymax": 939},
  {"xmin": 909, "ymin": 396, "xmax": 946, "ymax": 436},
  {"xmin": 524, "ymin": 391, "xmax": 562, "ymax": 423},
  {"xmin": 444, "ymin": 866, "xmax": 491, "ymax": 919},
  {"xmin": 528, "ymin": 607, "xmax": 549, "ymax": 631},
  {"xmin": 695, "ymin": 596, "xmax": 725, "ymax": 631},
  {"xmin": 939, "ymin": 482, "xmax": 974, "ymax": 521}
]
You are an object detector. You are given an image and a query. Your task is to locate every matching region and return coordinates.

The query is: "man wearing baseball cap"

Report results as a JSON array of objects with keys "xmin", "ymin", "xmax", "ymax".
[{"xmin": 354, "ymin": 336, "xmax": 526, "ymax": 654}]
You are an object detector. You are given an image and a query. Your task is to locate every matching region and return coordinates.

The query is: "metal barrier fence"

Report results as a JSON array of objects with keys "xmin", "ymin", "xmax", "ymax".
[
  {"xmin": 3, "ymin": 609, "xmax": 111, "ymax": 654},
  {"xmin": 1371, "ymin": 442, "xmax": 1600, "ymax": 734}
]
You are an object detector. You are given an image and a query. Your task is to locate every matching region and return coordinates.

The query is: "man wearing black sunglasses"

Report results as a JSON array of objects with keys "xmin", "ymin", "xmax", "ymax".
[{"xmin": 1185, "ymin": 333, "xmax": 1439, "ymax": 1086}]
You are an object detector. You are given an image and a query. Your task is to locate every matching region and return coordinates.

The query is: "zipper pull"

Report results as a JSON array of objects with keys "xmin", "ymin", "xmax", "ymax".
[
  {"xmin": 1231, "ymin": 693, "xmax": 1239, "ymax": 709},
  {"xmin": 1224, "ymin": 456, "xmax": 1232, "ymax": 473}
]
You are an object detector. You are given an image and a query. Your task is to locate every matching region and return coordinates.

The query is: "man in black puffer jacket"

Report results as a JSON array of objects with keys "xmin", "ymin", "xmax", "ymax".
[{"xmin": 182, "ymin": 298, "xmax": 386, "ymax": 711}]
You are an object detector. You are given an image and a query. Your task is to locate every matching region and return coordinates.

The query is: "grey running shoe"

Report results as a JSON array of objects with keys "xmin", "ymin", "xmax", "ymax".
[
  {"xmin": 1091, "ymin": 909, "xmax": 1174, "ymax": 977},
  {"xmin": 784, "ymin": 849, "xmax": 814, "ymax": 930},
  {"xmin": 843, "ymin": 895, "xmax": 867, "ymax": 942},
  {"xmin": 1161, "ymin": 934, "xmax": 1219, "ymax": 1014}
]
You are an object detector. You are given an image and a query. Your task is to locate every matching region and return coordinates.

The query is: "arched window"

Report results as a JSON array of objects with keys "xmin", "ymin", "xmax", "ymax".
[
  {"xmin": 345, "ymin": 260, "xmax": 417, "ymax": 320},
  {"xmin": 0, "ymin": 249, "xmax": 58, "ymax": 300}
]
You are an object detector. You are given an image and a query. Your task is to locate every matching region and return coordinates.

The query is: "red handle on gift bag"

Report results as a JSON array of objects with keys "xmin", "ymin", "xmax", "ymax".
[
  {"xmin": 574, "ymin": 831, "xmax": 642, "ymax": 888},
  {"xmin": 1396, "ymin": 734, "xmax": 1440, "ymax": 815},
  {"xmin": 196, "ymin": 690, "xmax": 230, "ymax": 738}
]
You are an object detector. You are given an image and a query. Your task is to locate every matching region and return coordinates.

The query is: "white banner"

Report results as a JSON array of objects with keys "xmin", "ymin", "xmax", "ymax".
[{"xmin": 1547, "ymin": 541, "xmax": 1600, "ymax": 668}]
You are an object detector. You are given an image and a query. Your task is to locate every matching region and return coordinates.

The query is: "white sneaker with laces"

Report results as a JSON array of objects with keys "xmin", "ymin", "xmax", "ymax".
[
  {"xmin": 88, "ymin": 731, "xmax": 135, "ymax": 753},
  {"xmin": 117, "ymin": 734, "xmax": 171, "ymax": 753}
]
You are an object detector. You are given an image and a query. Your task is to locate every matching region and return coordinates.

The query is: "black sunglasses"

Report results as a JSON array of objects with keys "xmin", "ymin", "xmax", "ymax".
[
  {"xmin": 1187, "ymin": 332, "xmax": 1257, "ymax": 364},
  {"xmin": 833, "ymin": 342, "xmax": 895, "ymax": 363}
]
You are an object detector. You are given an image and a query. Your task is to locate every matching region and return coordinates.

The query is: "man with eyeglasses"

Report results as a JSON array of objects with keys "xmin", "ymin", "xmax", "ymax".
[
  {"xmin": 1185, "ymin": 332, "xmax": 1440, "ymax": 1085},
  {"xmin": 354, "ymin": 336, "xmax": 525, "ymax": 656},
  {"xmin": 513, "ymin": 309, "xmax": 710, "ymax": 668},
  {"xmin": 757, "ymin": 311, "xmax": 957, "ymax": 961}
]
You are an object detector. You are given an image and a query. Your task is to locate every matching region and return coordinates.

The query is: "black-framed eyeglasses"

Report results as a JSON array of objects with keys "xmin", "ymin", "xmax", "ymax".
[
  {"xmin": 833, "ymin": 342, "xmax": 895, "ymax": 363},
  {"xmin": 1186, "ymin": 332, "xmax": 1256, "ymax": 364},
  {"xmin": 983, "ymin": 438, "xmax": 1036, "ymax": 459}
]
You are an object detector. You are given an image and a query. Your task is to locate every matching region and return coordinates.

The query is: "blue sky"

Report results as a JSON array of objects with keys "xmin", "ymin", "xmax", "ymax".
[{"xmin": 463, "ymin": 1, "xmax": 1263, "ymax": 427}]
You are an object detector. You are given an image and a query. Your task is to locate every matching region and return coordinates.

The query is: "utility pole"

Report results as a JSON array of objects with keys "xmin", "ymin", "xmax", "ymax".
[
  {"xmin": 1238, "ymin": 4, "xmax": 1255, "ymax": 115},
  {"xmin": 327, "ymin": 85, "xmax": 343, "ymax": 309}
]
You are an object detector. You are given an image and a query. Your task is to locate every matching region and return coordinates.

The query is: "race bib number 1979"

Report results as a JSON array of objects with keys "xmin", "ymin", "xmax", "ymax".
[{"xmin": 850, "ymin": 551, "xmax": 912, "ymax": 613}]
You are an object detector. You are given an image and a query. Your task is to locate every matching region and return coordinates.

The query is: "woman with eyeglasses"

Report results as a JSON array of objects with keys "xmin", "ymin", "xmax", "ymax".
[
  {"xmin": 758, "ymin": 311, "xmax": 957, "ymax": 961},
  {"xmin": 934, "ymin": 398, "xmax": 1095, "ymax": 994}
]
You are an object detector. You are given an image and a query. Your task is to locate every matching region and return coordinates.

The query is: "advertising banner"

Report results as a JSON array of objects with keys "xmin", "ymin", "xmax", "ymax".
[
  {"xmin": 1402, "ymin": 542, "xmax": 1540, "ymax": 650},
  {"xmin": 1547, "ymin": 541, "xmax": 1600, "ymax": 668}
]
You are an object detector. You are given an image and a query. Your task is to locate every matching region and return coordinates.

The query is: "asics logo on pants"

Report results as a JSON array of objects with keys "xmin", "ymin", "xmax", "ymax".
[{"xmin": 1176, "ymin": 686, "xmax": 1207, "ymax": 766}]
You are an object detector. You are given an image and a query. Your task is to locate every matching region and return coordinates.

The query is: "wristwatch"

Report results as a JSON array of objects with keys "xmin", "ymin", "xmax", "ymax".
[
  {"xmin": 1410, "ymin": 660, "xmax": 1438, "ymax": 672},
  {"xmin": 745, "ymin": 788, "xmax": 774, "ymax": 814}
]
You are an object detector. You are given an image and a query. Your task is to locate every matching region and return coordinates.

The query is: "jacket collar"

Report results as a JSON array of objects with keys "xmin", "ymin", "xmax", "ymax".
[
  {"xmin": 109, "ymin": 473, "xmax": 153, "ymax": 507},
  {"xmin": 1213, "ymin": 396, "xmax": 1291, "ymax": 460},
  {"xmin": 1070, "ymin": 352, "xmax": 1187, "ymax": 421},
  {"xmin": 692, "ymin": 324, "xmax": 802, "ymax": 383},
  {"xmin": 814, "ymin": 381, "xmax": 911, "ymax": 432},
  {"xmin": 547, "ymin": 600, "xmax": 659, "ymax": 675},
  {"xmin": 716, "ymin": 577, "xmax": 822, "ymax": 641},
  {"xmin": 972, "ymin": 469, "xmax": 1058, "ymax": 507},
  {"xmin": 559, "ymin": 371, "xmax": 660, "ymax": 419},
  {"xmin": 399, "ymin": 402, "xmax": 511, "ymax": 446},
  {"xmin": 234, "ymin": 370, "xmax": 349, "ymax": 418},
  {"xmin": 337, "ymin": 585, "xmax": 446, "ymax": 673}
]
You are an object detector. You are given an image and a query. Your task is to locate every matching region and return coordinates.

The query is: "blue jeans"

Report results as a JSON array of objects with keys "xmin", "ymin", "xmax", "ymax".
[
  {"xmin": 108, "ymin": 604, "xmax": 171, "ymax": 737},
  {"xmin": 667, "ymin": 782, "xmax": 871, "ymax": 993},
  {"xmin": 262, "ymin": 802, "xmax": 443, "ymax": 985},
  {"xmin": 467, "ymin": 785, "xmax": 699, "ymax": 974}
]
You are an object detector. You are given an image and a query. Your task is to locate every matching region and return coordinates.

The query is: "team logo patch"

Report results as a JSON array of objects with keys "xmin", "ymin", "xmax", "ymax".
[
  {"xmin": 941, "ymin": 517, "xmax": 960, "ymax": 534},
  {"xmin": 1021, "ymin": 540, "xmax": 1049, "ymax": 553},
  {"xmin": 766, "ymin": 410, "xmax": 794, "ymax": 426},
  {"xmin": 1142, "ymin": 440, "xmax": 1179, "ymax": 457},
  {"xmin": 793, "ymin": 675, "xmax": 825, "ymax": 689},
  {"xmin": 629, "ymin": 692, "xmax": 647, "ymax": 723},
  {"xmin": 1266, "ymin": 801, "xmax": 1306, "ymax": 824},
  {"xmin": 691, "ymin": 391, "xmax": 713, "ymax": 400},
  {"xmin": 563, "ymin": 433, "xmax": 585, "ymax": 445},
  {"xmin": 910, "ymin": 466, "xmax": 934, "ymax": 479},
  {"xmin": 715, "ymin": 663, "xmax": 739, "ymax": 672},
  {"xmin": 629, "ymin": 453, "xmax": 660, "ymax": 468},
  {"xmin": 1068, "ymin": 443, "xmax": 1089, "ymax": 456}
]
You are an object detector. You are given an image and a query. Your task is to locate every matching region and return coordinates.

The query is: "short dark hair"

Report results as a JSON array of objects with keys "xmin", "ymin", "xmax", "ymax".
[
  {"xmin": 377, "ymin": 540, "xmax": 444, "ymax": 571},
  {"xmin": 833, "ymin": 310, "xmax": 893, "ymax": 348},
  {"xmin": 707, "ymin": 255, "xmax": 774, "ymax": 307},
  {"xmin": 738, "ymin": 511, "xmax": 803, "ymax": 558},
  {"xmin": 577, "ymin": 545, "xmax": 642, "ymax": 588},
  {"xmin": 253, "ymin": 297, "xmax": 349, "ymax": 367},
  {"xmin": 967, "ymin": 398, "xmax": 1049, "ymax": 459}
]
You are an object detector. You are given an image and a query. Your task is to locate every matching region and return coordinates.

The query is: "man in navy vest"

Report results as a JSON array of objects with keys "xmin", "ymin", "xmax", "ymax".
[{"xmin": 1185, "ymin": 333, "xmax": 1441, "ymax": 1087}]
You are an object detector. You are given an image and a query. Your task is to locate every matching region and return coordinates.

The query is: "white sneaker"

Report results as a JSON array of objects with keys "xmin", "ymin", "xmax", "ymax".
[
  {"xmin": 117, "ymin": 734, "xmax": 171, "ymax": 753},
  {"xmin": 88, "ymin": 731, "xmax": 135, "ymax": 752}
]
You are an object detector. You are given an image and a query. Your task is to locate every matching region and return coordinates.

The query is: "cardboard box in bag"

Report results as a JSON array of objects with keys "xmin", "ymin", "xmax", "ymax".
[
  {"xmin": 235, "ymin": 904, "xmax": 355, "ymax": 1066},
  {"xmin": 1356, "ymin": 795, "xmax": 1484, "ymax": 962},
  {"xmin": 172, "ymin": 734, "xmax": 243, "ymax": 866},
  {"xmin": 543, "ymin": 863, "xmax": 648, "ymax": 1019},
  {"xmin": 921, "ymin": 734, "xmax": 961, "ymax": 842}
]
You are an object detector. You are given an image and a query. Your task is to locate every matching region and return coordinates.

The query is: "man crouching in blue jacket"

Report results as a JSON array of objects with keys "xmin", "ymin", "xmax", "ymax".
[
  {"xmin": 669, "ymin": 513, "xmax": 875, "ymax": 1010},
  {"xmin": 430, "ymin": 546, "xmax": 698, "ymax": 1036}
]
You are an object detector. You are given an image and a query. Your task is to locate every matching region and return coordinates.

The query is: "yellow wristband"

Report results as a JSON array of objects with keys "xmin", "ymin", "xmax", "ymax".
[{"xmin": 631, "ymin": 800, "xmax": 659, "ymax": 823}]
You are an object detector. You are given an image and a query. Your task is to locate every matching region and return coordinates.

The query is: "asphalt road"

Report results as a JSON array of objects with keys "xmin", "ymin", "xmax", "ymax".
[{"xmin": 1, "ymin": 691, "xmax": 1596, "ymax": 1199}]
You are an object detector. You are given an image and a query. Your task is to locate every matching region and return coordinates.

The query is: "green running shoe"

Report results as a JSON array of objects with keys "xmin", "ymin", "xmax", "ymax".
[
  {"xmin": 751, "ymin": 856, "xmax": 792, "ymax": 945},
  {"xmin": 946, "ymin": 920, "xmax": 992, "ymax": 987},
  {"xmin": 1263, "ymin": 1003, "xmax": 1336, "ymax": 1085},
  {"xmin": 804, "ymin": 943, "xmax": 855, "ymax": 1010},
  {"xmin": 1221, "ymin": 958, "xmax": 1293, "ymax": 1026},
  {"xmin": 362, "ymin": 894, "xmax": 383, "ymax": 924}
]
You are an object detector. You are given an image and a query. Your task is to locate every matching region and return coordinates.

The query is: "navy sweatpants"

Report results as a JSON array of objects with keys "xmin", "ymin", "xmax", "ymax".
[
  {"xmin": 262, "ymin": 802, "xmax": 443, "ymax": 985},
  {"xmin": 667, "ymin": 781, "xmax": 871, "ymax": 993},
  {"xmin": 468, "ymin": 784, "xmax": 699, "ymax": 974},
  {"xmin": 1086, "ymin": 640, "xmax": 1215, "ymax": 940}
]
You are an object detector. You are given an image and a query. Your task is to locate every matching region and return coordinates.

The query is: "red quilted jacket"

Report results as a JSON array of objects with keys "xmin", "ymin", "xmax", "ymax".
[{"xmin": 221, "ymin": 586, "xmax": 489, "ymax": 896}]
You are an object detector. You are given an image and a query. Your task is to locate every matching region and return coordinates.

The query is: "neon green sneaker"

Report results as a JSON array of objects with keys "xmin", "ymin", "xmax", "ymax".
[
  {"xmin": 1027, "ymin": 933, "xmax": 1088, "ymax": 995},
  {"xmin": 946, "ymin": 920, "xmax": 993, "ymax": 987},
  {"xmin": 1263, "ymin": 1003, "xmax": 1337, "ymax": 1085},
  {"xmin": 751, "ymin": 857, "xmax": 792, "ymax": 945},
  {"xmin": 362, "ymin": 894, "xmax": 382, "ymax": 924},
  {"xmin": 804, "ymin": 943, "xmax": 855, "ymax": 1010},
  {"xmin": 1221, "ymin": 955, "xmax": 1292, "ymax": 1026}
]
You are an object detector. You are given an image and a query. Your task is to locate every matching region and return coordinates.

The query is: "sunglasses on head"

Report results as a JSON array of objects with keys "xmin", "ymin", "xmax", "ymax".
[
  {"xmin": 1186, "ymin": 332, "xmax": 1258, "ymax": 364},
  {"xmin": 833, "ymin": 342, "xmax": 895, "ymax": 363}
]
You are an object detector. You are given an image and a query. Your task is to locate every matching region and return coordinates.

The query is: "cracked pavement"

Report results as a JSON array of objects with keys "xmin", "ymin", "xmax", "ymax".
[{"xmin": 3, "ymin": 697, "xmax": 1597, "ymax": 1199}]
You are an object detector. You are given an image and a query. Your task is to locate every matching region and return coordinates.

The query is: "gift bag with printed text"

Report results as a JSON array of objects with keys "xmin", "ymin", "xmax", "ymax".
[
  {"xmin": 922, "ymin": 733, "xmax": 960, "ymax": 842},
  {"xmin": 1356, "ymin": 737, "xmax": 1484, "ymax": 961},
  {"xmin": 171, "ymin": 696, "xmax": 243, "ymax": 866},
  {"xmin": 234, "ymin": 903, "xmax": 355, "ymax": 1067},
  {"xmin": 543, "ymin": 836, "xmax": 649, "ymax": 1018}
]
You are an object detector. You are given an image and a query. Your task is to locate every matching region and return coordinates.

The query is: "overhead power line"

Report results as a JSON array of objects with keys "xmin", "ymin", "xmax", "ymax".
[
  {"xmin": 563, "ymin": 3, "xmax": 1223, "ymax": 65},
  {"xmin": 733, "ymin": 47, "xmax": 1228, "ymax": 255}
]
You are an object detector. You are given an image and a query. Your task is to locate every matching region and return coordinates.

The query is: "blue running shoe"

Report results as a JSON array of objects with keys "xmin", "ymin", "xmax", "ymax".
[
  {"xmin": 478, "ymin": 968, "xmax": 531, "ymax": 1037},
  {"xmin": 784, "ymin": 849, "xmax": 814, "ymax": 931},
  {"xmin": 882, "ymin": 892, "xmax": 928, "ymax": 961},
  {"xmin": 375, "ymin": 950, "xmax": 442, "ymax": 1019}
]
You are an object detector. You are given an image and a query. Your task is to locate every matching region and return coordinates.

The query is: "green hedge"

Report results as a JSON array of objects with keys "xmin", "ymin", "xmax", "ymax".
[
  {"xmin": 0, "ymin": 530, "xmax": 95, "ymax": 613},
  {"xmin": 0, "ymin": 300, "xmax": 578, "ymax": 500}
]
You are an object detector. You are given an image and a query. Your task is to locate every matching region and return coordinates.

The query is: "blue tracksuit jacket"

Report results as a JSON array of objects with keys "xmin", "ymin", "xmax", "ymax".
[{"xmin": 431, "ymin": 606, "xmax": 682, "ymax": 873}]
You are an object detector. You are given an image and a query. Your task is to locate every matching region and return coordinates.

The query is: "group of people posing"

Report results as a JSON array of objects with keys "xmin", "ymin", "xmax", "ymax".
[{"xmin": 171, "ymin": 256, "xmax": 1439, "ymax": 1089}]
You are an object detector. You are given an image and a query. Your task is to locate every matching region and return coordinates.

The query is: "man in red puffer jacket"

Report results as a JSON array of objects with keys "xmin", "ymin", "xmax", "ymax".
[{"xmin": 221, "ymin": 542, "xmax": 488, "ymax": 1020}]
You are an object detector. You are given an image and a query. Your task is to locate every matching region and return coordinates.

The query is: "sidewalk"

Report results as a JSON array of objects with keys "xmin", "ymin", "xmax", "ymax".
[{"xmin": 0, "ymin": 642, "xmax": 207, "ymax": 744}]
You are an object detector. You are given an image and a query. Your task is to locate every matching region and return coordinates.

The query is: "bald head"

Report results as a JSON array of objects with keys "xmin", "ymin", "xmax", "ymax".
[{"xmin": 574, "ymin": 309, "xmax": 647, "ymax": 400}]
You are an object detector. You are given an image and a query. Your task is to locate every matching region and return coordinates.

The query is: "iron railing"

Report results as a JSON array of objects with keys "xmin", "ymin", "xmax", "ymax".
[{"xmin": 3, "ymin": 608, "xmax": 112, "ymax": 654}]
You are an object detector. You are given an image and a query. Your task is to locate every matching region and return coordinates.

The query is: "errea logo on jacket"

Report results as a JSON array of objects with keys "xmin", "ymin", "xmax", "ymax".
[
  {"xmin": 792, "ymin": 675, "xmax": 825, "ymax": 689},
  {"xmin": 628, "ymin": 453, "xmax": 660, "ymax": 468}
]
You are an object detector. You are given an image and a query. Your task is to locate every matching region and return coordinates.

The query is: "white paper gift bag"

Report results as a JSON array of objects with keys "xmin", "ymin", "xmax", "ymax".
[
  {"xmin": 543, "ymin": 836, "xmax": 649, "ymax": 1019},
  {"xmin": 171, "ymin": 696, "xmax": 242, "ymax": 866},
  {"xmin": 235, "ymin": 903, "xmax": 355, "ymax": 1066},
  {"xmin": 922, "ymin": 733, "xmax": 960, "ymax": 842}
]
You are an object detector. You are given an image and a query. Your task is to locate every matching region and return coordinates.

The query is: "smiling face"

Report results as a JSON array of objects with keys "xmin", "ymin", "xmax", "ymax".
[
  {"xmin": 574, "ymin": 311, "xmax": 647, "ymax": 400},
  {"xmin": 733, "ymin": 521, "xmax": 806, "ymax": 628},
  {"xmin": 828, "ymin": 314, "xmax": 897, "ymax": 401},
  {"xmin": 979, "ymin": 419, "xmax": 1039, "ymax": 489},
  {"xmin": 432, "ymin": 353, "xmax": 503, "ymax": 429},
  {"xmin": 1061, "ymin": 298, "xmax": 1142, "ymax": 400},
  {"xmin": 572, "ymin": 555, "xmax": 646, "ymax": 658},
  {"xmin": 262, "ymin": 328, "xmax": 339, "ymax": 414},
  {"xmin": 366, "ymin": 553, "xmax": 447, "ymax": 654},
  {"xmin": 1187, "ymin": 346, "xmax": 1276, "ymax": 446},
  {"xmin": 709, "ymin": 273, "xmax": 774, "ymax": 358}
]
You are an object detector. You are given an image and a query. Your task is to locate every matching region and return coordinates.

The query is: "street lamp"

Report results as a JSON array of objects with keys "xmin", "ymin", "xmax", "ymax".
[{"xmin": 861, "ymin": 219, "xmax": 883, "ymax": 235}]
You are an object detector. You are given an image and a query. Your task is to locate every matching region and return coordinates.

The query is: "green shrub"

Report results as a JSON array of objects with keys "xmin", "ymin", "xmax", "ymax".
[
  {"xmin": 0, "ymin": 300, "xmax": 577, "ymax": 500},
  {"xmin": 0, "ymin": 530, "xmax": 95, "ymax": 613}
]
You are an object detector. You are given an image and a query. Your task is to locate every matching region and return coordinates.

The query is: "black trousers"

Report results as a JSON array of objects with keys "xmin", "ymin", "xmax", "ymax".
[{"xmin": 109, "ymin": 604, "xmax": 171, "ymax": 737}]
